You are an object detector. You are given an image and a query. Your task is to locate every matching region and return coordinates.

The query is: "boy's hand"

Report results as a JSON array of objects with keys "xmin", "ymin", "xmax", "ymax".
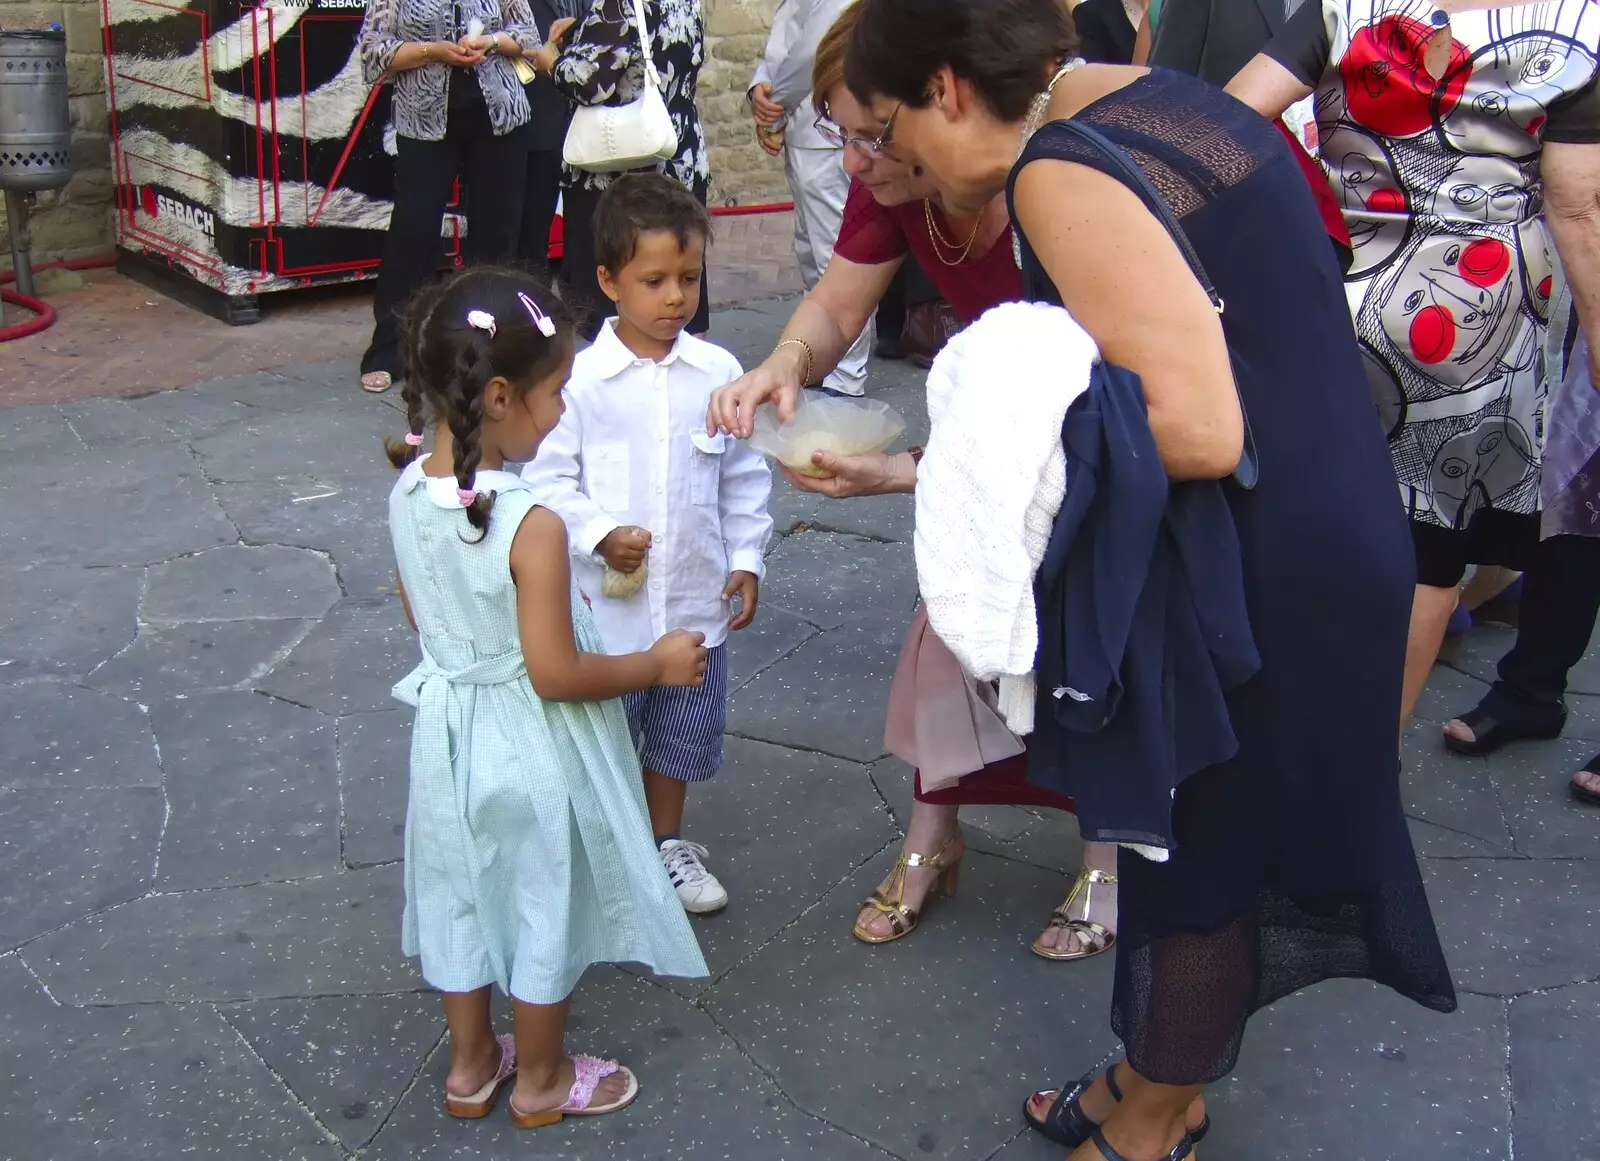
[
  {"xmin": 650, "ymin": 629, "xmax": 708, "ymax": 687},
  {"xmin": 724, "ymin": 571, "xmax": 760, "ymax": 630},
  {"xmin": 598, "ymin": 526, "xmax": 651, "ymax": 573}
]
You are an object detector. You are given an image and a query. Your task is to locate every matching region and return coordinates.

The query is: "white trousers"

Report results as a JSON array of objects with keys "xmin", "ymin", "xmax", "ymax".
[{"xmin": 784, "ymin": 145, "xmax": 873, "ymax": 395}]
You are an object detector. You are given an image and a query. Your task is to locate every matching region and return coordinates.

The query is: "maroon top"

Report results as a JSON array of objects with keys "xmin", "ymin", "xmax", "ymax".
[{"xmin": 833, "ymin": 179, "xmax": 1024, "ymax": 323}]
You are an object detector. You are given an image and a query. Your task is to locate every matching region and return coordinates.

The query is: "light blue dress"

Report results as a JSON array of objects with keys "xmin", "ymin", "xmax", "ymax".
[{"xmin": 388, "ymin": 458, "xmax": 707, "ymax": 1003}]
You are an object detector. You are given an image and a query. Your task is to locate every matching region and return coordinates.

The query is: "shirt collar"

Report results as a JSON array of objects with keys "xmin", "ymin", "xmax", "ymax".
[
  {"xmin": 400, "ymin": 454, "xmax": 530, "ymax": 509},
  {"xmin": 585, "ymin": 317, "xmax": 722, "ymax": 379}
]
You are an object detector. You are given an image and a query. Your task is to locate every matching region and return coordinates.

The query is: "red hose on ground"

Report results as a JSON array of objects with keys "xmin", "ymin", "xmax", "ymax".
[
  {"xmin": 0, "ymin": 254, "xmax": 117, "ymax": 342},
  {"xmin": 0, "ymin": 202, "xmax": 796, "ymax": 342},
  {"xmin": 710, "ymin": 201, "xmax": 794, "ymax": 216}
]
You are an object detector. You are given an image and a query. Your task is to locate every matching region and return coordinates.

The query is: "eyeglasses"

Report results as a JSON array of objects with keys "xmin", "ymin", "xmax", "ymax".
[{"xmin": 813, "ymin": 101, "xmax": 902, "ymax": 159}]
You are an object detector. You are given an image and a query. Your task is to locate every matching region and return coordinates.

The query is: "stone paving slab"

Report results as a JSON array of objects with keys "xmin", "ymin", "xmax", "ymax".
[
  {"xmin": 0, "ymin": 564, "xmax": 142, "ymax": 680},
  {"xmin": 150, "ymin": 692, "xmax": 341, "ymax": 889},
  {"xmin": 1, "ymin": 297, "xmax": 1597, "ymax": 1160},
  {"xmin": 221, "ymin": 993, "xmax": 445, "ymax": 1151},
  {"xmin": 366, "ymin": 969, "xmax": 893, "ymax": 1161},
  {"xmin": 0, "ymin": 954, "xmax": 343, "ymax": 1161}
]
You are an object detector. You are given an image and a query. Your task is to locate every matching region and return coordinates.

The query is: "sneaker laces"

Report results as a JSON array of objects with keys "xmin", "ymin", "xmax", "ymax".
[{"xmin": 661, "ymin": 840, "xmax": 712, "ymax": 886}]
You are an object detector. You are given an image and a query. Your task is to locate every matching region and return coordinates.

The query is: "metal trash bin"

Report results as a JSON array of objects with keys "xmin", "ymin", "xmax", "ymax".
[{"xmin": 1, "ymin": 27, "xmax": 72, "ymax": 301}]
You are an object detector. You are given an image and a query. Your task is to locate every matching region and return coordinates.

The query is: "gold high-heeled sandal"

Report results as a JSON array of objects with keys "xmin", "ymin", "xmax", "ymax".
[
  {"xmin": 1032, "ymin": 867, "xmax": 1117, "ymax": 961},
  {"xmin": 852, "ymin": 829, "xmax": 964, "ymax": 944}
]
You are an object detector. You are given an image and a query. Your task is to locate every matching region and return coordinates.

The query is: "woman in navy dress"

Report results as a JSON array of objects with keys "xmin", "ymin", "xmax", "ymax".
[{"xmin": 842, "ymin": 0, "xmax": 1457, "ymax": 1157}]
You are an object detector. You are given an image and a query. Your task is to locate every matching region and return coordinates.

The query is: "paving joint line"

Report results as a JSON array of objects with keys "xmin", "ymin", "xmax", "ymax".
[
  {"xmin": 362, "ymin": 1024, "xmax": 448, "ymax": 1154},
  {"xmin": 213, "ymin": 1003, "xmax": 356, "ymax": 1157},
  {"xmin": 12, "ymin": 952, "xmax": 63, "ymax": 1007}
]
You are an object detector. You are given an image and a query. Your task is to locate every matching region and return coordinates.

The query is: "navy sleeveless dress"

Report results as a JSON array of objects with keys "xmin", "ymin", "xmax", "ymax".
[{"xmin": 1010, "ymin": 70, "xmax": 1457, "ymax": 1085}]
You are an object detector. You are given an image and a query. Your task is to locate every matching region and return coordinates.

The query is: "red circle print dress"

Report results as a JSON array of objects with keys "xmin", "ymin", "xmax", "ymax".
[{"xmin": 1272, "ymin": 0, "xmax": 1600, "ymax": 532}]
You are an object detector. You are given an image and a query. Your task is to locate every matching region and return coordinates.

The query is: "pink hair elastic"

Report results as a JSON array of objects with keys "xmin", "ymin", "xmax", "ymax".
[
  {"xmin": 404, "ymin": 432, "xmax": 424, "ymax": 446},
  {"xmin": 457, "ymin": 488, "xmax": 479, "ymax": 506},
  {"xmin": 516, "ymin": 291, "xmax": 557, "ymax": 337},
  {"xmin": 466, "ymin": 309, "xmax": 496, "ymax": 338}
]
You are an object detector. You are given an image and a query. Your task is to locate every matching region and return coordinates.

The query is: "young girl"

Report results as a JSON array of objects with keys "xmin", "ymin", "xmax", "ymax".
[{"xmin": 385, "ymin": 266, "xmax": 709, "ymax": 1128}]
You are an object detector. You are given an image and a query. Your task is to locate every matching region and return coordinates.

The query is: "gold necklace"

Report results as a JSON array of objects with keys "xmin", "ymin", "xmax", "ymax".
[{"xmin": 924, "ymin": 199, "xmax": 984, "ymax": 266}]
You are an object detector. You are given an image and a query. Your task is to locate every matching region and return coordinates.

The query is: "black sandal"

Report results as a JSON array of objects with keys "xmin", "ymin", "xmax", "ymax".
[
  {"xmin": 1089, "ymin": 1125, "xmax": 1195, "ymax": 1161},
  {"xmin": 1442, "ymin": 706, "xmax": 1565, "ymax": 757},
  {"xmin": 1024, "ymin": 1065, "xmax": 1210, "ymax": 1149},
  {"xmin": 1571, "ymin": 755, "xmax": 1600, "ymax": 806}
]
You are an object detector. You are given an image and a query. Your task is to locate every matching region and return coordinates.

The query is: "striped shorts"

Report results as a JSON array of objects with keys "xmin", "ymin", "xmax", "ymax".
[{"xmin": 623, "ymin": 644, "xmax": 728, "ymax": 782}]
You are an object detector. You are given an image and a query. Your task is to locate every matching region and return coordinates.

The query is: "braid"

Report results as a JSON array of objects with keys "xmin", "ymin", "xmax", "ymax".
[
  {"xmin": 445, "ymin": 339, "xmax": 497, "ymax": 539},
  {"xmin": 383, "ymin": 276, "xmax": 453, "ymax": 468}
]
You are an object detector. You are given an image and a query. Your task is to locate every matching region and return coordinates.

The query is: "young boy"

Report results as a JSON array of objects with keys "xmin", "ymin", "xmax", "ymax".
[{"xmin": 524, "ymin": 173, "xmax": 773, "ymax": 914}]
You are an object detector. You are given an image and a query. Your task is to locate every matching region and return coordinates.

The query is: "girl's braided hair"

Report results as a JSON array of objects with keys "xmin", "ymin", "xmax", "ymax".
[{"xmin": 385, "ymin": 266, "xmax": 575, "ymax": 539}]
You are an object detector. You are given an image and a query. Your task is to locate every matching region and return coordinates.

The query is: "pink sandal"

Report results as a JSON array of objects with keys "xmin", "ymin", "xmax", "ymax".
[
  {"xmin": 443, "ymin": 1033, "xmax": 516, "ymax": 1118},
  {"xmin": 508, "ymin": 1055, "xmax": 639, "ymax": 1128}
]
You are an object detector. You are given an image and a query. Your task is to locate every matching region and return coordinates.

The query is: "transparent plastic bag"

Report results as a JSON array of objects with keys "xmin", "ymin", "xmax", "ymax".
[{"xmin": 746, "ymin": 394, "xmax": 907, "ymax": 478}]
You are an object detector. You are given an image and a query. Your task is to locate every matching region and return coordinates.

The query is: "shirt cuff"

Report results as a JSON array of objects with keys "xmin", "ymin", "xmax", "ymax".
[
  {"xmin": 727, "ymin": 549, "xmax": 766, "ymax": 579},
  {"xmin": 574, "ymin": 514, "xmax": 622, "ymax": 559}
]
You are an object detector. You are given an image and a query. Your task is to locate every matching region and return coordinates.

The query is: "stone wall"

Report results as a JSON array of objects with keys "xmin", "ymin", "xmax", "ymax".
[
  {"xmin": 0, "ymin": 0, "xmax": 787, "ymax": 272},
  {"xmin": 0, "ymin": 0, "xmax": 115, "ymax": 266},
  {"xmin": 700, "ymin": 0, "xmax": 789, "ymax": 207}
]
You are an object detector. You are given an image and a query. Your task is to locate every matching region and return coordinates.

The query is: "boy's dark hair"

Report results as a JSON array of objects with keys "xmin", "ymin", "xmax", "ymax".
[
  {"xmin": 384, "ymin": 266, "xmax": 575, "ymax": 538},
  {"xmin": 592, "ymin": 173, "xmax": 713, "ymax": 274},
  {"xmin": 845, "ymin": 0, "xmax": 1076, "ymax": 123}
]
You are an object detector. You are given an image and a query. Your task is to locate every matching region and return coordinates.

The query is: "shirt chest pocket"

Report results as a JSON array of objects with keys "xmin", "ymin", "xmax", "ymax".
[
  {"xmin": 585, "ymin": 443, "xmax": 630, "ymax": 510},
  {"xmin": 690, "ymin": 432, "xmax": 726, "ymax": 506}
]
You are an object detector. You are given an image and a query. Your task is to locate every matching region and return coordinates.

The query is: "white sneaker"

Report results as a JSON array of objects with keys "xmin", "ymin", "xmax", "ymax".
[{"xmin": 658, "ymin": 839, "xmax": 728, "ymax": 914}]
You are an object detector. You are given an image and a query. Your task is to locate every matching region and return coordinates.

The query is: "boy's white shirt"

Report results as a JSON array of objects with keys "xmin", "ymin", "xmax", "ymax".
[{"xmin": 522, "ymin": 319, "xmax": 774, "ymax": 655}]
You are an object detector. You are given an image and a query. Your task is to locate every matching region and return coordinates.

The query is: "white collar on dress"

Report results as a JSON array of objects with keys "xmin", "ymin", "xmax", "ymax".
[
  {"xmin": 399, "ymin": 454, "xmax": 529, "ymax": 510},
  {"xmin": 585, "ymin": 317, "xmax": 722, "ymax": 380}
]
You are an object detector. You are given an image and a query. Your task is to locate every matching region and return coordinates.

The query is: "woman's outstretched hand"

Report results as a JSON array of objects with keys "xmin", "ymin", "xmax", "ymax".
[
  {"xmin": 778, "ymin": 450, "xmax": 913, "ymax": 498},
  {"xmin": 707, "ymin": 361, "xmax": 803, "ymax": 438}
]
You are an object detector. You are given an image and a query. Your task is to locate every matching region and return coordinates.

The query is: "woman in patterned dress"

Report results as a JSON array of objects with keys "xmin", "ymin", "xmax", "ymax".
[
  {"xmin": 552, "ymin": 0, "xmax": 711, "ymax": 338},
  {"xmin": 1228, "ymin": 0, "xmax": 1600, "ymax": 728},
  {"xmin": 356, "ymin": 0, "xmax": 545, "ymax": 393}
]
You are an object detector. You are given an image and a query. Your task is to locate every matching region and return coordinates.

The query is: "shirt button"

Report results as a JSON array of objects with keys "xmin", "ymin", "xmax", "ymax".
[{"xmin": 655, "ymin": 484, "xmax": 664, "ymax": 494}]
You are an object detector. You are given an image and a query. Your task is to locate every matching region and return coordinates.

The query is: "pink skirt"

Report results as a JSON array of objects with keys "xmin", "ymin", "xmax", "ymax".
[{"xmin": 885, "ymin": 607, "xmax": 1076, "ymax": 812}]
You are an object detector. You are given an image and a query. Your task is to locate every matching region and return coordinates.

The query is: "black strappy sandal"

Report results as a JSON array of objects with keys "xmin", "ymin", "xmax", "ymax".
[
  {"xmin": 1442, "ymin": 705, "xmax": 1565, "ymax": 757},
  {"xmin": 1024, "ymin": 1066, "xmax": 1210, "ymax": 1149},
  {"xmin": 1571, "ymin": 755, "xmax": 1600, "ymax": 806},
  {"xmin": 1089, "ymin": 1125, "xmax": 1195, "ymax": 1161}
]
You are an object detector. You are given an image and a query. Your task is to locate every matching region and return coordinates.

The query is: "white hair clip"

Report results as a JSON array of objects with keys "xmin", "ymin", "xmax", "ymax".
[
  {"xmin": 466, "ymin": 309, "xmax": 496, "ymax": 338},
  {"xmin": 517, "ymin": 291, "xmax": 557, "ymax": 338}
]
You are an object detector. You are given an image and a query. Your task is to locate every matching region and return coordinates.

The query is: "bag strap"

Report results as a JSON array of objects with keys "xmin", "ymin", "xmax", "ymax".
[
  {"xmin": 625, "ymin": 0, "xmax": 660, "ymax": 85},
  {"xmin": 1032, "ymin": 120, "xmax": 1260, "ymax": 489}
]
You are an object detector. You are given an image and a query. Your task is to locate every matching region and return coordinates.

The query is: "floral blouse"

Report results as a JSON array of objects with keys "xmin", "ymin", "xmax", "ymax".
[
  {"xmin": 359, "ymin": 0, "xmax": 542, "ymax": 141},
  {"xmin": 551, "ymin": 0, "xmax": 709, "ymax": 192}
]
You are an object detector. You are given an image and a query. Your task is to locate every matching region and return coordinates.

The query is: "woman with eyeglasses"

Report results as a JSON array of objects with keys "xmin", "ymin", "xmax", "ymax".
[{"xmin": 709, "ymin": 4, "xmax": 1128, "ymax": 966}]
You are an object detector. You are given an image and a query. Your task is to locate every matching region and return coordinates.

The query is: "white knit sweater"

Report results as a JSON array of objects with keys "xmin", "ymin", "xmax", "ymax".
[{"xmin": 914, "ymin": 302, "xmax": 1099, "ymax": 735}]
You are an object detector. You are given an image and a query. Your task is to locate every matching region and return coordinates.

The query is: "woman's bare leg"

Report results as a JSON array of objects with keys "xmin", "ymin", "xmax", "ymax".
[
  {"xmin": 1035, "ymin": 841, "xmax": 1119, "ymax": 954},
  {"xmin": 854, "ymin": 798, "xmax": 961, "ymax": 938},
  {"xmin": 1401, "ymin": 583, "xmax": 1459, "ymax": 734},
  {"xmin": 1068, "ymin": 1063, "xmax": 1204, "ymax": 1160}
]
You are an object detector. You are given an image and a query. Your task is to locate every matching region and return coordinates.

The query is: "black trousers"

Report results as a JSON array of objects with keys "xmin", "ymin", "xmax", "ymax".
[
  {"xmin": 876, "ymin": 253, "xmax": 944, "ymax": 342},
  {"xmin": 559, "ymin": 176, "xmax": 711, "ymax": 341},
  {"xmin": 362, "ymin": 101, "xmax": 529, "ymax": 377},
  {"xmin": 1479, "ymin": 533, "xmax": 1600, "ymax": 728},
  {"xmin": 517, "ymin": 147, "xmax": 563, "ymax": 272}
]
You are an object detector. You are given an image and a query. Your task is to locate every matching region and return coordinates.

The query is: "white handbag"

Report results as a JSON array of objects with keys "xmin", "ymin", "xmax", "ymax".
[{"xmin": 561, "ymin": 0, "xmax": 680, "ymax": 173}]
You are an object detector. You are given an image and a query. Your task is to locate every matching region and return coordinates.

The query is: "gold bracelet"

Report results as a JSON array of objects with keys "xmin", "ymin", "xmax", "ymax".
[{"xmin": 772, "ymin": 337, "xmax": 813, "ymax": 387}]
